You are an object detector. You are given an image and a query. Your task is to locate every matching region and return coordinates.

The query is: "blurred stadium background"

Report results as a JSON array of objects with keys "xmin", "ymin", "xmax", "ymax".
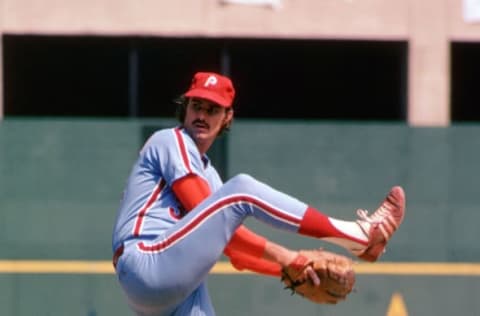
[{"xmin": 1, "ymin": 0, "xmax": 480, "ymax": 315}]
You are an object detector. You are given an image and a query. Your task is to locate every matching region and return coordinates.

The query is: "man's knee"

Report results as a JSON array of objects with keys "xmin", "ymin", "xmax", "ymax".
[{"xmin": 226, "ymin": 173, "xmax": 257, "ymax": 192}]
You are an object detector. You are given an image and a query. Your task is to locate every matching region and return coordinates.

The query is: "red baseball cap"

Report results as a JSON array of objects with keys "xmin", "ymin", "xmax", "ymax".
[{"xmin": 184, "ymin": 72, "xmax": 235, "ymax": 107}]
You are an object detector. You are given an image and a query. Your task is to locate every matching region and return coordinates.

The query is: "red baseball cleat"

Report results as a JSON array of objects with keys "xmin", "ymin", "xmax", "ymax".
[{"xmin": 356, "ymin": 186, "xmax": 406, "ymax": 262}]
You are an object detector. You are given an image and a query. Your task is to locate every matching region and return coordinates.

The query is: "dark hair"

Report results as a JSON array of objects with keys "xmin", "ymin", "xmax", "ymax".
[{"xmin": 174, "ymin": 95, "xmax": 234, "ymax": 135}]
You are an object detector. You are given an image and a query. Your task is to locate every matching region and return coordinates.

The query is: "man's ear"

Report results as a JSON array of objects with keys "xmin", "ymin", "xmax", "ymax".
[{"xmin": 224, "ymin": 109, "xmax": 234, "ymax": 127}]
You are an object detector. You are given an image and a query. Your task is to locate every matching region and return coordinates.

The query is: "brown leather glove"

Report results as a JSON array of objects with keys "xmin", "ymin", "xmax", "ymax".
[{"xmin": 281, "ymin": 249, "xmax": 355, "ymax": 304}]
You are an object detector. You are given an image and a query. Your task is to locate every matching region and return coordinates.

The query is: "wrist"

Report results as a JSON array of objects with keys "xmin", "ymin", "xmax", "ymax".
[{"xmin": 263, "ymin": 241, "xmax": 298, "ymax": 267}]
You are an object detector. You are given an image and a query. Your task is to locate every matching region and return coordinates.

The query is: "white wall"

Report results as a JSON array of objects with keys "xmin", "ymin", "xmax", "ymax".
[{"xmin": 1, "ymin": 0, "xmax": 480, "ymax": 125}]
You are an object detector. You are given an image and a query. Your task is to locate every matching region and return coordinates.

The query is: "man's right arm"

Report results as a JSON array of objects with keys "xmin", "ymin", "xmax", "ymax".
[{"xmin": 224, "ymin": 225, "xmax": 300, "ymax": 277}]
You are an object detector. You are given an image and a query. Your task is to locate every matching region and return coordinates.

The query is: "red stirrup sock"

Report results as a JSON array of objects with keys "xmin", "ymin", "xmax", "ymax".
[{"xmin": 298, "ymin": 206, "xmax": 367, "ymax": 245}]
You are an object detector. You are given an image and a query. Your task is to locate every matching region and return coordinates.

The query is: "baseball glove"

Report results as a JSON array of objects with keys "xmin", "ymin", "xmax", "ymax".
[{"xmin": 281, "ymin": 249, "xmax": 355, "ymax": 304}]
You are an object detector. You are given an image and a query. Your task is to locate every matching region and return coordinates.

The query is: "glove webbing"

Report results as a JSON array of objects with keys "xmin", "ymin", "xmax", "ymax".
[{"xmin": 280, "ymin": 254, "xmax": 312, "ymax": 295}]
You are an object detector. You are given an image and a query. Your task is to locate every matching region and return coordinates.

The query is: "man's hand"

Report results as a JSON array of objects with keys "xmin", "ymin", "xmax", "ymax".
[{"xmin": 281, "ymin": 249, "xmax": 355, "ymax": 304}]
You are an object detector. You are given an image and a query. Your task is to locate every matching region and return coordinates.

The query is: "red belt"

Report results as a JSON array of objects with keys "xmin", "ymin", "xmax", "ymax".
[{"xmin": 112, "ymin": 245, "xmax": 124, "ymax": 269}]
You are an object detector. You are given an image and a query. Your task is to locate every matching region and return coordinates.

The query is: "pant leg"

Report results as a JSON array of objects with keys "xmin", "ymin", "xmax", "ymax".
[
  {"xmin": 118, "ymin": 173, "xmax": 308, "ymax": 314},
  {"xmin": 171, "ymin": 282, "xmax": 215, "ymax": 316}
]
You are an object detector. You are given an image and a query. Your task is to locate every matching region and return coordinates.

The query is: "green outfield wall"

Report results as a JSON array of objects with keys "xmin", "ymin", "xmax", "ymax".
[{"xmin": 0, "ymin": 118, "xmax": 479, "ymax": 316}]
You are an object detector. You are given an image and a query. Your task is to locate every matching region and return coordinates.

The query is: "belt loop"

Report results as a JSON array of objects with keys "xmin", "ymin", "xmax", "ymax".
[{"xmin": 113, "ymin": 244, "xmax": 124, "ymax": 269}]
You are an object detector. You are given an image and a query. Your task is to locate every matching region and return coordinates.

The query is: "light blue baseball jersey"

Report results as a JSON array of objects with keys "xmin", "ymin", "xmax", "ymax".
[
  {"xmin": 112, "ymin": 126, "xmax": 309, "ymax": 316},
  {"xmin": 112, "ymin": 127, "xmax": 223, "ymax": 252}
]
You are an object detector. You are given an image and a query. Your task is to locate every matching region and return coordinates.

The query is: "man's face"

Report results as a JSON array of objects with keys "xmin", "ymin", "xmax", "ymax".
[{"xmin": 183, "ymin": 98, "xmax": 233, "ymax": 146}]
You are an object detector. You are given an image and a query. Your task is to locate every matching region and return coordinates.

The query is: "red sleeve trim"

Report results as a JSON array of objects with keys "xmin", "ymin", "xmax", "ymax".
[
  {"xmin": 224, "ymin": 248, "xmax": 282, "ymax": 277},
  {"xmin": 225, "ymin": 225, "xmax": 267, "ymax": 258},
  {"xmin": 172, "ymin": 174, "xmax": 211, "ymax": 212}
]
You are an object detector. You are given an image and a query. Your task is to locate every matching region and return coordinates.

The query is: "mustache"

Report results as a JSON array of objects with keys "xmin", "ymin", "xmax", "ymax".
[{"xmin": 192, "ymin": 119, "xmax": 209, "ymax": 128}]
